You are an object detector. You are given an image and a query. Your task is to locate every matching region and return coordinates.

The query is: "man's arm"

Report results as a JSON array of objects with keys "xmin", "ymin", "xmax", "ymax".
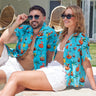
[
  {"xmin": 0, "ymin": 13, "xmax": 28, "ymax": 44},
  {"xmin": 0, "ymin": 23, "xmax": 18, "ymax": 44}
]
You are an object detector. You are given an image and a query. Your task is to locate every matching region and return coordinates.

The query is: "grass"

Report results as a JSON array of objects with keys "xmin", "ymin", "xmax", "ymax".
[
  {"xmin": 7, "ymin": 43, "xmax": 96, "ymax": 67},
  {"xmin": 7, "ymin": 43, "xmax": 16, "ymax": 49},
  {"xmin": 90, "ymin": 43, "xmax": 96, "ymax": 67}
]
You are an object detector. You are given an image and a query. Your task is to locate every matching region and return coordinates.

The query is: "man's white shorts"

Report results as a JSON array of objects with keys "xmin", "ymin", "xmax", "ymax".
[{"xmin": 0, "ymin": 45, "xmax": 24, "ymax": 82}]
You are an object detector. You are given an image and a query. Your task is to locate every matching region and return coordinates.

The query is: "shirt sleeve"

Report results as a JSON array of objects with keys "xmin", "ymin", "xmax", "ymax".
[
  {"xmin": 14, "ymin": 25, "xmax": 26, "ymax": 38},
  {"xmin": 47, "ymin": 29, "xmax": 57, "ymax": 52},
  {"xmin": 80, "ymin": 34, "xmax": 92, "ymax": 62},
  {"xmin": 14, "ymin": 26, "xmax": 22, "ymax": 38}
]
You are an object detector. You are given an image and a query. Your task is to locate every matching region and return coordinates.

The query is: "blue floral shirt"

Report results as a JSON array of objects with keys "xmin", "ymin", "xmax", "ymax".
[
  {"xmin": 53, "ymin": 32, "xmax": 91, "ymax": 87},
  {"xmin": 6, "ymin": 22, "xmax": 57, "ymax": 69}
]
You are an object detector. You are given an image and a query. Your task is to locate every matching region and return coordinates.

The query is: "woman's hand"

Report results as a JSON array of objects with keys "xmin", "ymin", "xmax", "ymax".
[{"xmin": 82, "ymin": 58, "xmax": 96, "ymax": 90}]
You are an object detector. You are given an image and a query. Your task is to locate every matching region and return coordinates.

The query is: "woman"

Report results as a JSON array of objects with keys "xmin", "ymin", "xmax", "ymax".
[{"xmin": 0, "ymin": 5, "xmax": 96, "ymax": 96}]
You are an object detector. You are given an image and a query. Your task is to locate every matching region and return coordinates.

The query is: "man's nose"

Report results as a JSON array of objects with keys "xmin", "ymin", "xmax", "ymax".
[{"xmin": 32, "ymin": 17, "xmax": 35, "ymax": 21}]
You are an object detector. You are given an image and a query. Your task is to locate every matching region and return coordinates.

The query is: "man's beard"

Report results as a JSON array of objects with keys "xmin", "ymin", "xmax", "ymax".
[{"xmin": 30, "ymin": 21, "xmax": 43, "ymax": 29}]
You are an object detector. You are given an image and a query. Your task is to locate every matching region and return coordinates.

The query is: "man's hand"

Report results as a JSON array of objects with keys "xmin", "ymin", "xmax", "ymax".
[
  {"xmin": 15, "ymin": 13, "xmax": 28, "ymax": 26},
  {"xmin": 46, "ymin": 51, "xmax": 54, "ymax": 65}
]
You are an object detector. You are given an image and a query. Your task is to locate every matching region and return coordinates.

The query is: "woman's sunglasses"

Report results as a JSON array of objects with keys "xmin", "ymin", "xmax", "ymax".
[
  {"xmin": 61, "ymin": 14, "xmax": 74, "ymax": 19},
  {"xmin": 28, "ymin": 15, "xmax": 40, "ymax": 20}
]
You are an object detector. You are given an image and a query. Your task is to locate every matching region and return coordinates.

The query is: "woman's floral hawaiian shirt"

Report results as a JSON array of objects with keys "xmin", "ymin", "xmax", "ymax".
[
  {"xmin": 53, "ymin": 32, "xmax": 91, "ymax": 87},
  {"xmin": 6, "ymin": 22, "xmax": 57, "ymax": 70}
]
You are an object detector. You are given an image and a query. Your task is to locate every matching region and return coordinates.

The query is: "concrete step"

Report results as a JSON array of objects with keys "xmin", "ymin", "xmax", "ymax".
[{"xmin": 16, "ymin": 88, "xmax": 96, "ymax": 96}]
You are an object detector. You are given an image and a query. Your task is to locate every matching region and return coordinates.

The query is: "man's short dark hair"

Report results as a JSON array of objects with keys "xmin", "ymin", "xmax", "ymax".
[{"xmin": 29, "ymin": 5, "xmax": 46, "ymax": 16}]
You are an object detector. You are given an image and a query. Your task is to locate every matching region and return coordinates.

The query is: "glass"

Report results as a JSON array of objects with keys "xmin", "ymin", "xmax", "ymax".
[
  {"xmin": 61, "ymin": 14, "xmax": 74, "ymax": 19},
  {"xmin": 22, "ymin": 15, "xmax": 40, "ymax": 25},
  {"xmin": 28, "ymin": 15, "xmax": 40, "ymax": 20}
]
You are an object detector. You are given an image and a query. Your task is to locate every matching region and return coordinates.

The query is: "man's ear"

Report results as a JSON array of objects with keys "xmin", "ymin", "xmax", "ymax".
[{"xmin": 43, "ymin": 16, "xmax": 46, "ymax": 21}]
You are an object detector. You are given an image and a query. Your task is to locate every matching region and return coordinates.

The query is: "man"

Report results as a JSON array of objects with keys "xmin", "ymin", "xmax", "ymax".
[{"xmin": 0, "ymin": 5, "xmax": 57, "ymax": 84}]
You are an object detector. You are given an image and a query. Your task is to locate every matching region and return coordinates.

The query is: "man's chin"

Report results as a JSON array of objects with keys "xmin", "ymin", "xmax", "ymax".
[{"xmin": 32, "ymin": 26, "xmax": 39, "ymax": 29}]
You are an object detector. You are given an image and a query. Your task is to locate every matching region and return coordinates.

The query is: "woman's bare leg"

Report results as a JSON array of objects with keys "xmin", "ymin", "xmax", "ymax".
[
  {"xmin": 0, "ymin": 70, "xmax": 53, "ymax": 96},
  {"xmin": 0, "ymin": 85, "xmax": 25, "ymax": 96}
]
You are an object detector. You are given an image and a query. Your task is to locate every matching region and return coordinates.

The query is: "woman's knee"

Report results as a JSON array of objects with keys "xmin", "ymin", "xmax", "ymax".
[{"xmin": 9, "ymin": 72, "xmax": 21, "ymax": 82}]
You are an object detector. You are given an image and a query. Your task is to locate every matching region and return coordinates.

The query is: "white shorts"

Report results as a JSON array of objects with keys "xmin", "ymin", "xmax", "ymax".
[
  {"xmin": 38, "ymin": 61, "xmax": 66, "ymax": 91},
  {"xmin": 0, "ymin": 45, "xmax": 24, "ymax": 82},
  {"xmin": 0, "ymin": 46, "xmax": 9, "ymax": 66}
]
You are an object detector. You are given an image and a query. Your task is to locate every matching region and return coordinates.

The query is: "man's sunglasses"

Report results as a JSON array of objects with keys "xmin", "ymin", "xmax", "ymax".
[
  {"xmin": 28, "ymin": 15, "xmax": 40, "ymax": 20},
  {"xmin": 22, "ymin": 15, "xmax": 40, "ymax": 25},
  {"xmin": 61, "ymin": 14, "xmax": 74, "ymax": 19}
]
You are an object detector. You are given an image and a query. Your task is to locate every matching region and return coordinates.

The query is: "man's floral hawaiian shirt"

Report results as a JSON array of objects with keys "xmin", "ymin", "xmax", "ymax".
[
  {"xmin": 6, "ymin": 22, "xmax": 57, "ymax": 69},
  {"xmin": 53, "ymin": 32, "xmax": 91, "ymax": 87}
]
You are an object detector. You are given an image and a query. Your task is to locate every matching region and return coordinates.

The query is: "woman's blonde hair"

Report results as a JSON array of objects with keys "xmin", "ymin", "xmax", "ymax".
[{"xmin": 60, "ymin": 5, "xmax": 86, "ymax": 41}]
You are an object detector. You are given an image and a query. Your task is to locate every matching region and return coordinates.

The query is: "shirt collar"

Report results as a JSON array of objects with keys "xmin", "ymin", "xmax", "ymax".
[
  {"xmin": 36, "ymin": 22, "xmax": 47, "ymax": 38},
  {"xmin": 39, "ymin": 22, "xmax": 46, "ymax": 32}
]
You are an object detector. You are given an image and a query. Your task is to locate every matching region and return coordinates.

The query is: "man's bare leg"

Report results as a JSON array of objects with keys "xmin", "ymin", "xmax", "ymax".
[
  {"xmin": 0, "ymin": 70, "xmax": 7, "ymax": 84},
  {"xmin": 0, "ymin": 71, "xmax": 53, "ymax": 96}
]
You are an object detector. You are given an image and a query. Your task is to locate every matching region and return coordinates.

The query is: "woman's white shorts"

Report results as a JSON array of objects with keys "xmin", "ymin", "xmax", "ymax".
[{"xmin": 38, "ymin": 61, "xmax": 66, "ymax": 91}]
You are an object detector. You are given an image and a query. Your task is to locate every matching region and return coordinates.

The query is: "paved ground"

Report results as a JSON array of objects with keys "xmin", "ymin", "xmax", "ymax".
[{"xmin": 0, "ymin": 67, "xmax": 96, "ymax": 96}]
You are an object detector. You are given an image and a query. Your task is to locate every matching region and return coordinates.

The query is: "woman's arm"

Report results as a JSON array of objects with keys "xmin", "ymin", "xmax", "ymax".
[{"xmin": 82, "ymin": 58, "xmax": 96, "ymax": 90}]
